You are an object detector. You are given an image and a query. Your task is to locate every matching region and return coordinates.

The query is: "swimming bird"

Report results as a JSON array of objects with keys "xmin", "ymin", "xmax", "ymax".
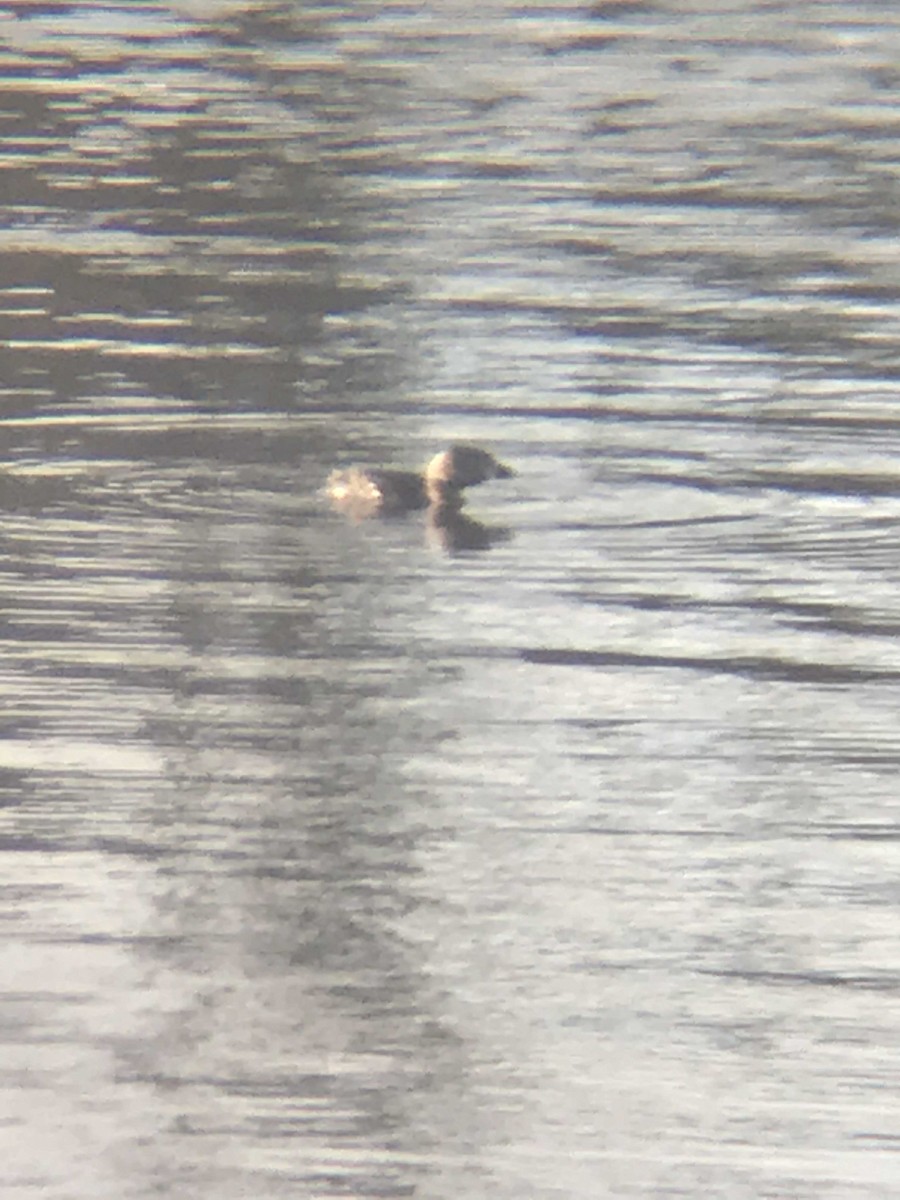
[{"xmin": 327, "ymin": 444, "xmax": 514, "ymax": 519}]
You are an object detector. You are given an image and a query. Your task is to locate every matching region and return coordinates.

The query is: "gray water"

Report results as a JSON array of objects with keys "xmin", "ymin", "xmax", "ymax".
[{"xmin": 3, "ymin": 1, "xmax": 900, "ymax": 1196}]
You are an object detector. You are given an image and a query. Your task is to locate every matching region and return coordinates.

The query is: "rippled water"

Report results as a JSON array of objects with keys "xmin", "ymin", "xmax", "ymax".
[{"xmin": 3, "ymin": 1, "xmax": 900, "ymax": 1197}]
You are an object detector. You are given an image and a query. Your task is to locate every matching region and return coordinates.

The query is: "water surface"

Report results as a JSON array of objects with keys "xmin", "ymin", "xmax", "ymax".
[{"xmin": 3, "ymin": 2, "xmax": 900, "ymax": 1197}]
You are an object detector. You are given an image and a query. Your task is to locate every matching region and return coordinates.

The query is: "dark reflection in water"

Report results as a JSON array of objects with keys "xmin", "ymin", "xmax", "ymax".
[
  {"xmin": 426, "ymin": 504, "xmax": 513, "ymax": 554},
  {"xmin": 3, "ymin": 2, "xmax": 900, "ymax": 1198}
]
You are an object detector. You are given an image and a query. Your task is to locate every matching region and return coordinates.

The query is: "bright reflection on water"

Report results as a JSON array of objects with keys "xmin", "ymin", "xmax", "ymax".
[{"xmin": 2, "ymin": 1, "xmax": 900, "ymax": 1197}]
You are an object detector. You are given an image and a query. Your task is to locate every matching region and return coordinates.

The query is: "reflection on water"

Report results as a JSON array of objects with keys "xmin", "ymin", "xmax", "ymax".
[
  {"xmin": 425, "ymin": 504, "xmax": 513, "ymax": 554},
  {"xmin": 3, "ymin": 1, "xmax": 900, "ymax": 1198}
]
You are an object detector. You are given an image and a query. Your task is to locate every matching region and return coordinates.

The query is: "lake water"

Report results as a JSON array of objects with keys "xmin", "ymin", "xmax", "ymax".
[{"xmin": 3, "ymin": 1, "xmax": 900, "ymax": 1196}]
